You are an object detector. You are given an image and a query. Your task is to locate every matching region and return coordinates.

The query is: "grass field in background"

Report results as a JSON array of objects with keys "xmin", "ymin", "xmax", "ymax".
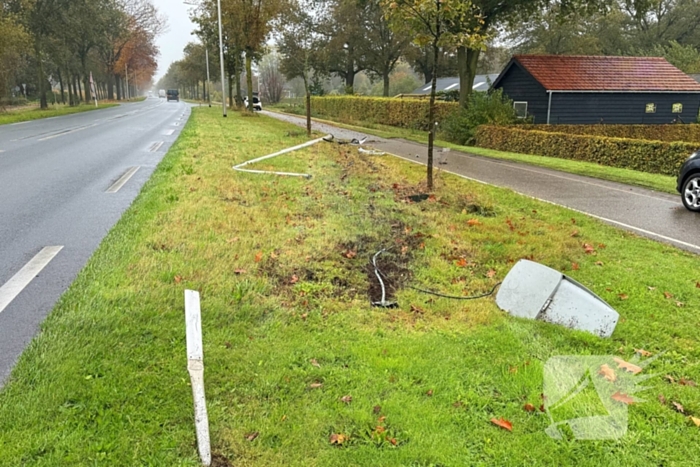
[
  {"xmin": 0, "ymin": 107, "xmax": 698, "ymax": 466},
  {"xmin": 266, "ymin": 107, "xmax": 678, "ymax": 195},
  {"xmin": 0, "ymin": 102, "xmax": 120, "ymax": 126}
]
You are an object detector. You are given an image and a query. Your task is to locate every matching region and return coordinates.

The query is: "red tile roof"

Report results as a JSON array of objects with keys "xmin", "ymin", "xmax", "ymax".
[{"xmin": 513, "ymin": 55, "xmax": 700, "ymax": 92}]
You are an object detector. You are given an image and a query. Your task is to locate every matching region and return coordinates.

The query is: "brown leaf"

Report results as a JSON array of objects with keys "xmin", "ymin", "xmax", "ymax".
[
  {"xmin": 455, "ymin": 258, "xmax": 468, "ymax": 268},
  {"xmin": 570, "ymin": 230, "xmax": 580, "ymax": 238},
  {"xmin": 490, "ymin": 417, "xmax": 513, "ymax": 432},
  {"xmin": 598, "ymin": 364, "xmax": 617, "ymax": 382},
  {"xmin": 523, "ymin": 403, "xmax": 536, "ymax": 412},
  {"xmin": 309, "ymin": 382, "xmax": 323, "ymax": 389},
  {"xmin": 665, "ymin": 375, "xmax": 676, "ymax": 384},
  {"xmin": 690, "ymin": 417, "xmax": 700, "ymax": 427},
  {"xmin": 613, "ymin": 357, "xmax": 642, "ymax": 375},
  {"xmin": 245, "ymin": 432, "xmax": 259, "ymax": 442},
  {"xmin": 340, "ymin": 395, "xmax": 352, "ymax": 404},
  {"xmin": 224, "ymin": 341, "xmax": 232, "ymax": 349},
  {"xmin": 664, "ymin": 291, "xmax": 673, "ymax": 299},
  {"xmin": 410, "ymin": 304, "xmax": 425, "ymax": 315},
  {"xmin": 174, "ymin": 275, "xmax": 183, "ymax": 284},
  {"xmin": 635, "ymin": 349, "xmax": 652, "ymax": 357},
  {"xmin": 234, "ymin": 268, "xmax": 246, "ymax": 275},
  {"xmin": 329, "ymin": 433, "xmax": 347, "ymax": 445},
  {"xmin": 618, "ymin": 294, "xmax": 629, "ymax": 300},
  {"xmin": 611, "ymin": 392, "xmax": 636, "ymax": 405},
  {"xmin": 696, "ymin": 282, "xmax": 700, "ymax": 289},
  {"xmin": 467, "ymin": 219, "xmax": 481, "ymax": 227},
  {"xmin": 344, "ymin": 249, "xmax": 357, "ymax": 259},
  {"xmin": 659, "ymin": 394, "xmax": 667, "ymax": 405},
  {"xmin": 679, "ymin": 378, "xmax": 697, "ymax": 387},
  {"xmin": 300, "ymin": 312, "xmax": 308, "ymax": 320},
  {"xmin": 676, "ymin": 301, "xmax": 685, "ymax": 308},
  {"xmin": 388, "ymin": 437, "xmax": 398, "ymax": 445},
  {"xmin": 270, "ymin": 251, "xmax": 279, "ymax": 260},
  {"xmin": 310, "ymin": 358, "xmax": 321, "ymax": 368},
  {"xmin": 509, "ymin": 366, "xmax": 518, "ymax": 374},
  {"xmin": 571, "ymin": 218, "xmax": 577, "ymax": 224},
  {"xmin": 539, "ymin": 404, "xmax": 545, "ymax": 413},
  {"xmin": 486, "ymin": 269, "xmax": 497, "ymax": 278},
  {"xmin": 595, "ymin": 261, "xmax": 604, "ymax": 266},
  {"xmin": 290, "ymin": 274, "xmax": 299, "ymax": 284},
  {"xmin": 226, "ymin": 237, "xmax": 239, "ymax": 243},
  {"xmin": 673, "ymin": 402, "xmax": 685, "ymax": 414},
  {"xmin": 583, "ymin": 243, "xmax": 595, "ymax": 254},
  {"xmin": 572, "ymin": 262, "xmax": 580, "ymax": 271},
  {"xmin": 373, "ymin": 405, "xmax": 382, "ymax": 414},
  {"xmin": 254, "ymin": 251, "xmax": 263, "ymax": 263},
  {"xmin": 426, "ymin": 389, "xmax": 433, "ymax": 397}
]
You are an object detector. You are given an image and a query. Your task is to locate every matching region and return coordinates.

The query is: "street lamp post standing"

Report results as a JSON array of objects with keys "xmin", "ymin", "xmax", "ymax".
[{"xmin": 217, "ymin": 0, "xmax": 227, "ymax": 117}]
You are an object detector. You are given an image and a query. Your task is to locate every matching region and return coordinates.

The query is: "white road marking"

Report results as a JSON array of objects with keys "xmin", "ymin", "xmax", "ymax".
[
  {"xmin": 0, "ymin": 246, "xmax": 63, "ymax": 315},
  {"xmin": 149, "ymin": 141, "xmax": 164, "ymax": 152},
  {"xmin": 10, "ymin": 121, "xmax": 28, "ymax": 126},
  {"xmin": 0, "ymin": 150, "xmax": 4, "ymax": 153},
  {"xmin": 38, "ymin": 123, "xmax": 97, "ymax": 141},
  {"xmin": 163, "ymin": 129, "xmax": 175, "ymax": 136},
  {"xmin": 173, "ymin": 122, "xmax": 180, "ymax": 126},
  {"xmin": 388, "ymin": 151, "xmax": 700, "ymax": 253},
  {"xmin": 107, "ymin": 166, "xmax": 140, "ymax": 193}
]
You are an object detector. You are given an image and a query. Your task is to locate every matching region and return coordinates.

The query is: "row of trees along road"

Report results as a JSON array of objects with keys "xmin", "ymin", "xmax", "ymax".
[
  {"xmin": 0, "ymin": 0, "xmax": 165, "ymax": 109},
  {"xmin": 173, "ymin": 0, "xmax": 699, "ymax": 190}
]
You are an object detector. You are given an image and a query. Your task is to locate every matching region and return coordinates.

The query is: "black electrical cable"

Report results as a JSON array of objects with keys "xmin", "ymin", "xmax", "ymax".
[{"xmin": 408, "ymin": 283, "xmax": 502, "ymax": 301}]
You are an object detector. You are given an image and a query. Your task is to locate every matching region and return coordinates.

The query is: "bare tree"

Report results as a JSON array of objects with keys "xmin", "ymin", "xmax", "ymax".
[{"xmin": 259, "ymin": 51, "xmax": 284, "ymax": 104}]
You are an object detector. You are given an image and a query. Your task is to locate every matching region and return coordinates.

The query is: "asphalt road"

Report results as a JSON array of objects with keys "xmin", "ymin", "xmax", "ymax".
[
  {"xmin": 263, "ymin": 110, "xmax": 700, "ymax": 254},
  {"xmin": 0, "ymin": 98, "xmax": 190, "ymax": 383}
]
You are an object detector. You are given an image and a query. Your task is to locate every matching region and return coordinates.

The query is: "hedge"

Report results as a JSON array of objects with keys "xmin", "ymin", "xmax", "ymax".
[
  {"xmin": 475, "ymin": 126, "xmax": 699, "ymax": 176},
  {"xmin": 309, "ymin": 96, "xmax": 459, "ymax": 131},
  {"xmin": 514, "ymin": 124, "xmax": 700, "ymax": 144}
]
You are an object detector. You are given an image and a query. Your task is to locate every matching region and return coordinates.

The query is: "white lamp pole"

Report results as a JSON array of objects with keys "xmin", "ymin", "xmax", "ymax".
[
  {"xmin": 217, "ymin": 0, "xmax": 227, "ymax": 117},
  {"xmin": 205, "ymin": 48, "xmax": 211, "ymax": 107}
]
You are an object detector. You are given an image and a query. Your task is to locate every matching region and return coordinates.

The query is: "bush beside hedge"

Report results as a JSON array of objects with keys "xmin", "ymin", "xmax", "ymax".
[
  {"xmin": 475, "ymin": 126, "xmax": 698, "ymax": 176},
  {"xmin": 310, "ymin": 96, "xmax": 459, "ymax": 131},
  {"xmin": 515, "ymin": 124, "xmax": 700, "ymax": 144}
]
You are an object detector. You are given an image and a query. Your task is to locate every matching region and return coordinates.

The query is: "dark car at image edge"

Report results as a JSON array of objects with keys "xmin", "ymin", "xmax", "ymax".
[
  {"xmin": 677, "ymin": 151, "xmax": 700, "ymax": 212},
  {"xmin": 166, "ymin": 89, "xmax": 179, "ymax": 102}
]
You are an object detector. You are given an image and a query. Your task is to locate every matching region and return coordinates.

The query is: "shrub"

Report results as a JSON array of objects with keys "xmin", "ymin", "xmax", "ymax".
[
  {"xmin": 475, "ymin": 126, "xmax": 698, "ymax": 176},
  {"xmin": 309, "ymin": 96, "xmax": 458, "ymax": 131},
  {"xmin": 514, "ymin": 124, "xmax": 700, "ymax": 144},
  {"xmin": 440, "ymin": 89, "xmax": 519, "ymax": 145}
]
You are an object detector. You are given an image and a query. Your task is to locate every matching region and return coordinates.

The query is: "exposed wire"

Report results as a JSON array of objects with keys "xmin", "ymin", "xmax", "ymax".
[{"xmin": 408, "ymin": 283, "xmax": 502, "ymax": 300}]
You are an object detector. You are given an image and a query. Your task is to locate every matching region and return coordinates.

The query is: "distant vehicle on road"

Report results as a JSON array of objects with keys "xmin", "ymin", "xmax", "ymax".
[
  {"xmin": 678, "ymin": 151, "xmax": 700, "ymax": 212},
  {"xmin": 166, "ymin": 89, "xmax": 179, "ymax": 102},
  {"xmin": 243, "ymin": 94, "xmax": 262, "ymax": 111},
  {"xmin": 158, "ymin": 89, "xmax": 166, "ymax": 99},
  {"xmin": 148, "ymin": 91, "xmax": 153, "ymax": 98}
]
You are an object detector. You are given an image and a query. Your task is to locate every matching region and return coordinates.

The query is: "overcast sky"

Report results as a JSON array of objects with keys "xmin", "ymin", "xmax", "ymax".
[{"xmin": 152, "ymin": 0, "xmax": 197, "ymax": 82}]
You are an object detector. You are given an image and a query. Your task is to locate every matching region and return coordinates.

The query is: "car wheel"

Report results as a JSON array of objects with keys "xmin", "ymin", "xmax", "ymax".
[{"xmin": 682, "ymin": 174, "xmax": 700, "ymax": 212}]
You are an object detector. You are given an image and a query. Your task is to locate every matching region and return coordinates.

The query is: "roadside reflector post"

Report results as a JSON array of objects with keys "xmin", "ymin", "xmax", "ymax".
[{"xmin": 185, "ymin": 290, "xmax": 212, "ymax": 466}]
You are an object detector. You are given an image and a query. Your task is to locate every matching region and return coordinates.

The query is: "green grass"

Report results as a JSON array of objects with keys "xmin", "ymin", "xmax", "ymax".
[
  {"xmin": 267, "ymin": 108, "xmax": 678, "ymax": 194},
  {"xmin": 0, "ymin": 107, "xmax": 699, "ymax": 466},
  {"xmin": 0, "ymin": 102, "xmax": 119, "ymax": 126}
]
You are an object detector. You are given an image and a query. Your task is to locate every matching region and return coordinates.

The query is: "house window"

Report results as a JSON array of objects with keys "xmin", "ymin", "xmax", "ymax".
[
  {"xmin": 673, "ymin": 103, "xmax": 683, "ymax": 113},
  {"xmin": 513, "ymin": 101, "xmax": 528, "ymax": 119},
  {"xmin": 645, "ymin": 103, "xmax": 656, "ymax": 113}
]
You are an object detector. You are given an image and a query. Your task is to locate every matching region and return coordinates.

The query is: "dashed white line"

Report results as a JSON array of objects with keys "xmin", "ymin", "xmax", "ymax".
[
  {"xmin": 38, "ymin": 123, "xmax": 97, "ymax": 141},
  {"xmin": 107, "ymin": 166, "xmax": 140, "ymax": 193},
  {"xmin": 163, "ymin": 129, "xmax": 175, "ymax": 136},
  {"xmin": 149, "ymin": 141, "xmax": 164, "ymax": 152},
  {"xmin": 0, "ymin": 246, "xmax": 64, "ymax": 315},
  {"xmin": 10, "ymin": 121, "xmax": 28, "ymax": 126}
]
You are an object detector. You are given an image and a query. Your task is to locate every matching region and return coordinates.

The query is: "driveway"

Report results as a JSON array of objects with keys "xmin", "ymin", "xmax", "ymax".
[{"xmin": 262, "ymin": 111, "xmax": 700, "ymax": 254}]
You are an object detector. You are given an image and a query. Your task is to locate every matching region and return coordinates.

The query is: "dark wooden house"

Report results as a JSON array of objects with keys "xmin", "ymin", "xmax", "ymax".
[{"xmin": 492, "ymin": 55, "xmax": 700, "ymax": 124}]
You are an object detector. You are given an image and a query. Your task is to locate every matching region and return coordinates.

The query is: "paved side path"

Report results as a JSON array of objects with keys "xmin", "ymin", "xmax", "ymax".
[{"xmin": 262, "ymin": 110, "xmax": 700, "ymax": 254}]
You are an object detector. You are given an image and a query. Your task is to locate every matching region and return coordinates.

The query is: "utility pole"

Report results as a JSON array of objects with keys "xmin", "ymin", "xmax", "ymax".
[
  {"xmin": 217, "ymin": 0, "xmax": 227, "ymax": 117},
  {"xmin": 205, "ymin": 48, "xmax": 212, "ymax": 108}
]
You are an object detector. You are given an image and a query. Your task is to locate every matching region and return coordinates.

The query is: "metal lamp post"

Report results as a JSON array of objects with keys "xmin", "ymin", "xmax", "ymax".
[{"xmin": 217, "ymin": 0, "xmax": 227, "ymax": 117}]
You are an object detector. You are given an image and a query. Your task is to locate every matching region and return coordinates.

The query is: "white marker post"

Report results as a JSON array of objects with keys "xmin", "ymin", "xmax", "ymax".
[{"xmin": 185, "ymin": 290, "xmax": 211, "ymax": 466}]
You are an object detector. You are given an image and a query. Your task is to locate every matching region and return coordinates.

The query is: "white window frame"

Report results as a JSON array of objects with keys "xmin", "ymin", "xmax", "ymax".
[{"xmin": 513, "ymin": 101, "xmax": 528, "ymax": 119}]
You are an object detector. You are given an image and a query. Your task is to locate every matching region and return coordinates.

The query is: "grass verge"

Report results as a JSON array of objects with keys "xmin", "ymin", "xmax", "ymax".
[
  {"xmin": 267, "ymin": 108, "xmax": 678, "ymax": 195},
  {"xmin": 0, "ymin": 107, "xmax": 698, "ymax": 466},
  {"xmin": 0, "ymin": 102, "xmax": 119, "ymax": 126}
]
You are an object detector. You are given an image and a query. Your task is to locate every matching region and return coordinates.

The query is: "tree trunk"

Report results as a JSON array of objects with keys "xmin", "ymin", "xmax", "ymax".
[
  {"xmin": 303, "ymin": 74, "xmax": 311, "ymax": 136},
  {"xmin": 116, "ymin": 75, "xmax": 122, "ymax": 100},
  {"xmin": 383, "ymin": 69, "xmax": 390, "ymax": 97},
  {"xmin": 83, "ymin": 75, "xmax": 91, "ymax": 103},
  {"xmin": 58, "ymin": 70, "xmax": 65, "ymax": 104},
  {"xmin": 228, "ymin": 75, "xmax": 234, "ymax": 107},
  {"xmin": 458, "ymin": 47, "xmax": 480, "ymax": 109},
  {"xmin": 77, "ymin": 76, "xmax": 83, "ymax": 102},
  {"xmin": 427, "ymin": 40, "xmax": 440, "ymax": 191},
  {"xmin": 107, "ymin": 74, "xmax": 114, "ymax": 100},
  {"xmin": 34, "ymin": 42, "xmax": 48, "ymax": 109},
  {"xmin": 245, "ymin": 51, "xmax": 254, "ymax": 112},
  {"xmin": 235, "ymin": 62, "xmax": 242, "ymax": 108}
]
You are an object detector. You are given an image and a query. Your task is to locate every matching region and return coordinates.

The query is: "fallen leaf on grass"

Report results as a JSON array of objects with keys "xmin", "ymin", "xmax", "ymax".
[
  {"xmin": 676, "ymin": 301, "xmax": 685, "ymax": 308},
  {"xmin": 523, "ymin": 403, "xmax": 536, "ymax": 412},
  {"xmin": 635, "ymin": 349, "xmax": 652, "ymax": 357},
  {"xmin": 426, "ymin": 389, "xmax": 434, "ymax": 397},
  {"xmin": 691, "ymin": 417, "xmax": 700, "ymax": 427},
  {"xmin": 467, "ymin": 219, "xmax": 481, "ymax": 227},
  {"xmin": 174, "ymin": 275, "xmax": 183, "ymax": 284},
  {"xmin": 665, "ymin": 375, "xmax": 676, "ymax": 384},
  {"xmin": 648, "ymin": 286, "xmax": 657, "ymax": 291},
  {"xmin": 598, "ymin": 364, "xmax": 617, "ymax": 382},
  {"xmin": 659, "ymin": 394, "xmax": 667, "ymax": 405},
  {"xmin": 539, "ymin": 404, "xmax": 545, "ymax": 413},
  {"xmin": 595, "ymin": 261, "xmax": 604, "ymax": 266},
  {"xmin": 583, "ymin": 243, "xmax": 596, "ymax": 254},
  {"xmin": 618, "ymin": 294, "xmax": 629, "ymax": 300},
  {"xmin": 613, "ymin": 357, "xmax": 642, "ymax": 375},
  {"xmin": 486, "ymin": 269, "xmax": 497, "ymax": 278},
  {"xmin": 410, "ymin": 304, "xmax": 425, "ymax": 315},
  {"xmin": 343, "ymin": 250, "xmax": 357, "ymax": 259},
  {"xmin": 254, "ymin": 251, "xmax": 263, "ymax": 263},
  {"xmin": 329, "ymin": 434, "xmax": 348, "ymax": 445},
  {"xmin": 373, "ymin": 405, "xmax": 382, "ymax": 414},
  {"xmin": 290, "ymin": 275, "xmax": 299, "ymax": 284},
  {"xmin": 572, "ymin": 263, "xmax": 580, "ymax": 271},
  {"xmin": 509, "ymin": 366, "xmax": 518, "ymax": 374},
  {"xmin": 226, "ymin": 237, "xmax": 239, "ymax": 243},
  {"xmin": 341, "ymin": 395, "xmax": 352, "ymax": 404},
  {"xmin": 245, "ymin": 432, "xmax": 259, "ymax": 442},
  {"xmin": 310, "ymin": 359, "xmax": 321, "ymax": 368},
  {"xmin": 570, "ymin": 230, "xmax": 580, "ymax": 238},
  {"xmin": 673, "ymin": 402, "xmax": 685, "ymax": 414},
  {"xmin": 611, "ymin": 392, "xmax": 636, "ymax": 405},
  {"xmin": 696, "ymin": 282, "xmax": 700, "ymax": 289},
  {"xmin": 679, "ymin": 378, "xmax": 697, "ymax": 387},
  {"xmin": 234, "ymin": 269, "xmax": 246, "ymax": 275},
  {"xmin": 455, "ymin": 258, "xmax": 468, "ymax": 268},
  {"xmin": 490, "ymin": 417, "xmax": 513, "ymax": 432},
  {"xmin": 300, "ymin": 312, "xmax": 308, "ymax": 320},
  {"xmin": 664, "ymin": 291, "xmax": 673, "ymax": 299},
  {"xmin": 309, "ymin": 383, "xmax": 323, "ymax": 389}
]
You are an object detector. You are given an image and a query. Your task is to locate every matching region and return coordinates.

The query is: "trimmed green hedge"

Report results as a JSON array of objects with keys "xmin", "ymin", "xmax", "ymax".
[
  {"xmin": 516, "ymin": 124, "xmax": 700, "ymax": 144},
  {"xmin": 475, "ymin": 126, "xmax": 698, "ymax": 176},
  {"xmin": 310, "ymin": 96, "xmax": 459, "ymax": 131}
]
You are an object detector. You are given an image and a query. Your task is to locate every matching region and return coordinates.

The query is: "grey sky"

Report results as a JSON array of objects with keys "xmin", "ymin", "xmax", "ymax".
[{"xmin": 152, "ymin": 0, "xmax": 198, "ymax": 82}]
